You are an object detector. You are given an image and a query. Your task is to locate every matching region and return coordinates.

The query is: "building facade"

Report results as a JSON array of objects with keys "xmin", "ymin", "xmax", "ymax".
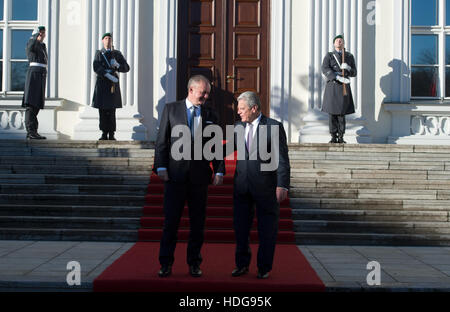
[{"xmin": 0, "ymin": 0, "xmax": 448, "ymax": 144}]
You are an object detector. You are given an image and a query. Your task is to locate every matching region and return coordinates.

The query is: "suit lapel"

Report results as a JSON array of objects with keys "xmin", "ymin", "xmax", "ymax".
[
  {"xmin": 178, "ymin": 100, "xmax": 189, "ymax": 127},
  {"xmin": 201, "ymin": 106, "xmax": 207, "ymax": 130},
  {"xmin": 251, "ymin": 115, "xmax": 267, "ymax": 156}
]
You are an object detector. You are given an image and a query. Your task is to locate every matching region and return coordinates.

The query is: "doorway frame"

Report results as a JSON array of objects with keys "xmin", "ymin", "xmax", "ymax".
[{"xmin": 154, "ymin": 0, "xmax": 292, "ymax": 133}]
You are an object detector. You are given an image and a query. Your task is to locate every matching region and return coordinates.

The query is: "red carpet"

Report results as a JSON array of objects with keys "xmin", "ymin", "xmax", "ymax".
[
  {"xmin": 93, "ymin": 242, "xmax": 325, "ymax": 292},
  {"xmin": 94, "ymin": 159, "xmax": 325, "ymax": 292}
]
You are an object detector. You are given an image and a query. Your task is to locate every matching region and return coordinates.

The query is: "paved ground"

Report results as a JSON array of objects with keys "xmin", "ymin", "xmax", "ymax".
[
  {"xmin": 0, "ymin": 241, "xmax": 449, "ymax": 292},
  {"xmin": 300, "ymin": 245, "xmax": 450, "ymax": 292}
]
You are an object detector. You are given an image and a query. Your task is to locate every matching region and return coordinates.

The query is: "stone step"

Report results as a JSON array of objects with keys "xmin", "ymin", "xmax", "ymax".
[
  {"xmin": 0, "ymin": 174, "xmax": 150, "ymax": 185},
  {"xmin": 0, "ymin": 228, "xmax": 138, "ymax": 242},
  {"xmin": 290, "ymin": 198, "xmax": 450, "ymax": 211},
  {"xmin": 0, "ymin": 165, "xmax": 152, "ymax": 175},
  {"xmin": 0, "ymin": 216, "xmax": 140, "ymax": 230},
  {"xmin": 0, "ymin": 194, "xmax": 146, "ymax": 206},
  {"xmin": 291, "ymin": 169, "xmax": 437, "ymax": 180},
  {"xmin": 0, "ymin": 148, "xmax": 155, "ymax": 158},
  {"xmin": 0, "ymin": 204, "xmax": 142, "ymax": 217},
  {"xmin": 290, "ymin": 160, "xmax": 450, "ymax": 171},
  {"xmin": 295, "ymin": 232, "xmax": 450, "ymax": 246},
  {"xmin": 0, "ymin": 140, "xmax": 155, "ymax": 149},
  {"xmin": 292, "ymin": 209, "xmax": 449, "ymax": 222},
  {"xmin": 288, "ymin": 143, "xmax": 450, "ymax": 154},
  {"xmin": 290, "ymin": 188, "xmax": 449, "ymax": 200},
  {"xmin": 0, "ymin": 184, "xmax": 148, "ymax": 195},
  {"xmin": 294, "ymin": 220, "xmax": 450, "ymax": 234},
  {"xmin": 0, "ymin": 156, "xmax": 154, "ymax": 166},
  {"xmin": 291, "ymin": 179, "xmax": 450, "ymax": 191}
]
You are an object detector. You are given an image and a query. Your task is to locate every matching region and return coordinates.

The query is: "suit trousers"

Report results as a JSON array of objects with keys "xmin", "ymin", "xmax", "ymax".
[
  {"xmin": 329, "ymin": 114, "xmax": 346, "ymax": 135},
  {"xmin": 99, "ymin": 109, "xmax": 116, "ymax": 132},
  {"xmin": 159, "ymin": 180, "xmax": 209, "ymax": 267},
  {"xmin": 233, "ymin": 191, "xmax": 279, "ymax": 272},
  {"xmin": 25, "ymin": 106, "xmax": 41, "ymax": 134}
]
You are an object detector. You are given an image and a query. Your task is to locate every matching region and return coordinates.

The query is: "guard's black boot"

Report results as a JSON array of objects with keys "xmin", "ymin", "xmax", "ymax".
[
  {"xmin": 337, "ymin": 134, "xmax": 347, "ymax": 144},
  {"xmin": 99, "ymin": 132, "xmax": 108, "ymax": 141},
  {"xmin": 108, "ymin": 132, "xmax": 116, "ymax": 141},
  {"xmin": 329, "ymin": 134, "xmax": 338, "ymax": 144},
  {"xmin": 27, "ymin": 133, "xmax": 46, "ymax": 140}
]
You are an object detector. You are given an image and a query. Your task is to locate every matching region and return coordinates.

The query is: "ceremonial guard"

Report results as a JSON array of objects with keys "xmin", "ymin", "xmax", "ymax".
[
  {"xmin": 321, "ymin": 35, "xmax": 357, "ymax": 144},
  {"xmin": 22, "ymin": 26, "xmax": 48, "ymax": 140},
  {"xmin": 92, "ymin": 33, "xmax": 130, "ymax": 141}
]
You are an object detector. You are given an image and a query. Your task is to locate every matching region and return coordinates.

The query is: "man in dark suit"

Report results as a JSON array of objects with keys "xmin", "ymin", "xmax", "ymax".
[
  {"xmin": 229, "ymin": 91, "xmax": 290, "ymax": 279},
  {"xmin": 154, "ymin": 75, "xmax": 225, "ymax": 278},
  {"xmin": 22, "ymin": 26, "xmax": 48, "ymax": 140},
  {"xmin": 321, "ymin": 34, "xmax": 357, "ymax": 144},
  {"xmin": 92, "ymin": 33, "xmax": 130, "ymax": 141}
]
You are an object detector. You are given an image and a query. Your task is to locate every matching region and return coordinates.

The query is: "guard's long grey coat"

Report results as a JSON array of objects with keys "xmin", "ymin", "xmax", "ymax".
[
  {"xmin": 22, "ymin": 34, "xmax": 48, "ymax": 109},
  {"xmin": 321, "ymin": 50, "xmax": 357, "ymax": 115},
  {"xmin": 92, "ymin": 49, "xmax": 130, "ymax": 110}
]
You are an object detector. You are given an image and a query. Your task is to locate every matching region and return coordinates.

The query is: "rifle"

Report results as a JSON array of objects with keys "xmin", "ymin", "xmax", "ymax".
[{"xmin": 342, "ymin": 47, "xmax": 347, "ymax": 96}]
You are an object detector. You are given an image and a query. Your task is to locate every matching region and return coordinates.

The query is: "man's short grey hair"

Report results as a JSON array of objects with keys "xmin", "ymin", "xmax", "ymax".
[
  {"xmin": 238, "ymin": 91, "xmax": 261, "ymax": 111},
  {"xmin": 187, "ymin": 75, "xmax": 211, "ymax": 91}
]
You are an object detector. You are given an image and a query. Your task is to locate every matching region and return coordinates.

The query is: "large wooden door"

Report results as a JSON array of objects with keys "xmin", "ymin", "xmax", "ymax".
[{"xmin": 177, "ymin": 0, "xmax": 270, "ymax": 128}]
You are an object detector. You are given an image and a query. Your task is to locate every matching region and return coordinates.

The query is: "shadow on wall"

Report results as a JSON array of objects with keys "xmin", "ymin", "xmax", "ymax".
[
  {"xmin": 147, "ymin": 57, "xmax": 177, "ymax": 141},
  {"xmin": 380, "ymin": 59, "xmax": 410, "ymax": 105},
  {"xmin": 270, "ymin": 84, "xmax": 307, "ymax": 143},
  {"xmin": 157, "ymin": 57, "xmax": 177, "ymax": 125}
]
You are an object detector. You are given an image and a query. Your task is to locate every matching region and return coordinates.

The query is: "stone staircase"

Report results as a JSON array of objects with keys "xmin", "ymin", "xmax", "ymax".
[
  {"xmin": 0, "ymin": 140, "xmax": 154, "ymax": 242},
  {"xmin": 0, "ymin": 141, "xmax": 449, "ymax": 246},
  {"xmin": 289, "ymin": 144, "xmax": 450, "ymax": 246}
]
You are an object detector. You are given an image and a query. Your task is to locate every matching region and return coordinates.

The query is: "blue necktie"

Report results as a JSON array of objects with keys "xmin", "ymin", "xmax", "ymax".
[
  {"xmin": 190, "ymin": 106, "xmax": 199, "ymax": 138},
  {"xmin": 247, "ymin": 123, "xmax": 254, "ymax": 151}
]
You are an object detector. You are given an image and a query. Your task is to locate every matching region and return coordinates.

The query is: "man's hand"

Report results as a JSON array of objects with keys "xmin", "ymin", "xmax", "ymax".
[
  {"xmin": 213, "ymin": 175, "xmax": 224, "ymax": 186},
  {"xmin": 105, "ymin": 73, "xmax": 119, "ymax": 83},
  {"xmin": 276, "ymin": 187, "xmax": 288, "ymax": 204},
  {"xmin": 341, "ymin": 63, "xmax": 351, "ymax": 71},
  {"xmin": 158, "ymin": 169, "xmax": 170, "ymax": 182},
  {"xmin": 110, "ymin": 59, "xmax": 120, "ymax": 69},
  {"xmin": 336, "ymin": 76, "xmax": 350, "ymax": 84}
]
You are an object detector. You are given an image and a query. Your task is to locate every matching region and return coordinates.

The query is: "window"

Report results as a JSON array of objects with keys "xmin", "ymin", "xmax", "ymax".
[
  {"xmin": 0, "ymin": 0, "xmax": 39, "ymax": 94},
  {"xmin": 410, "ymin": 0, "xmax": 450, "ymax": 99}
]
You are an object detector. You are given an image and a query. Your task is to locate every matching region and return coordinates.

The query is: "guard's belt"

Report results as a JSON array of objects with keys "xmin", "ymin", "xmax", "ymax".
[{"xmin": 30, "ymin": 62, "xmax": 47, "ymax": 68}]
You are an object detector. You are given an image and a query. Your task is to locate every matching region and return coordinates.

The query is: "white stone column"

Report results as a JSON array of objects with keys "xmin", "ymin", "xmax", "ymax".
[
  {"xmin": 300, "ymin": 0, "xmax": 371, "ymax": 143},
  {"xmin": 270, "ymin": 0, "xmax": 292, "ymax": 140},
  {"xmin": 74, "ymin": 0, "xmax": 147, "ymax": 141},
  {"xmin": 151, "ymin": 0, "xmax": 178, "ymax": 141}
]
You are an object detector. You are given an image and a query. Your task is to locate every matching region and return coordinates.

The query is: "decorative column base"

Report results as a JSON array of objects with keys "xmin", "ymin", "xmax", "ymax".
[
  {"xmin": 385, "ymin": 103, "xmax": 450, "ymax": 145},
  {"xmin": 0, "ymin": 100, "xmax": 62, "ymax": 140},
  {"xmin": 73, "ymin": 106, "xmax": 148, "ymax": 141},
  {"xmin": 299, "ymin": 110, "xmax": 371, "ymax": 144}
]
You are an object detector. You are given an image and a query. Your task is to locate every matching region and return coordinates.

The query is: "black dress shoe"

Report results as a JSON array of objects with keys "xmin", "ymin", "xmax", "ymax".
[
  {"xmin": 27, "ymin": 133, "xmax": 46, "ymax": 140},
  {"xmin": 108, "ymin": 132, "xmax": 116, "ymax": 141},
  {"xmin": 257, "ymin": 269, "xmax": 270, "ymax": 279},
  {"xmin": 189, "ymin": 265, "xmax": 202, "ymax": 278},
  {"xmin": 337, "ymin": 135, "xmax": 347, "ymax": 144},
  {"xmin": 99, "ymin": 132, "xmax": 108, "ymax": 141},
  {"xmin": 231, "ymin": 267, "xmax": 249, "ymax": 277},
  {"xmin": 329, "ymin": 134, "xmax": 338, "ymax": 144},
  {"xmin": 158, "ymin": 265, "xmax": 172, "ymax": 278}
]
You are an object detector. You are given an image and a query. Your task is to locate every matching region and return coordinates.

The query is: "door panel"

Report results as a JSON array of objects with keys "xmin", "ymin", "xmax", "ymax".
[{"xmin": 178, "ymin": 0, "xmax": 269, "ymax": 127}]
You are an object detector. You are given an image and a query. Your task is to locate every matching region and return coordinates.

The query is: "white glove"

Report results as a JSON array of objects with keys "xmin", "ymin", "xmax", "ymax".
[
  {"xmin": 105, "ymin": 73, "xmax": 119, "ymax": 83},
  {"xmin": 110, "ymin": 59, "xmax": 120, "ymax": 69},
  {"xmin": 336, "ymin": 76, "xmax": 350, "ymax": 84},
  {"xmin": 341, "ymin": 63, "xmax": 351, "ymax": 71}
]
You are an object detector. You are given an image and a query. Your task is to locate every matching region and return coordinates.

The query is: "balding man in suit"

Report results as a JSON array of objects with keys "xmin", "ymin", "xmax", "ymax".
[{"xmin": 154, "ymin": 75, "xmax": 225, "ymax": 278}]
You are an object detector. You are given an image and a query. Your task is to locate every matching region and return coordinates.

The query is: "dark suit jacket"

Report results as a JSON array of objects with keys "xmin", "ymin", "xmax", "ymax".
[
  {"xmin": 232, "ymin": 115, "xmax": 290, "ymax": 197},
  {"xmin": 154, "ymin": 100, "xmax": 225, "ymax": 185},
  {"xmin": 92, "ymin": 49, "xmax": 130, "ymax": 110},
  {"xmin": 321, "ymin": 50, "xmax": 357, "ymax": 115}
]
